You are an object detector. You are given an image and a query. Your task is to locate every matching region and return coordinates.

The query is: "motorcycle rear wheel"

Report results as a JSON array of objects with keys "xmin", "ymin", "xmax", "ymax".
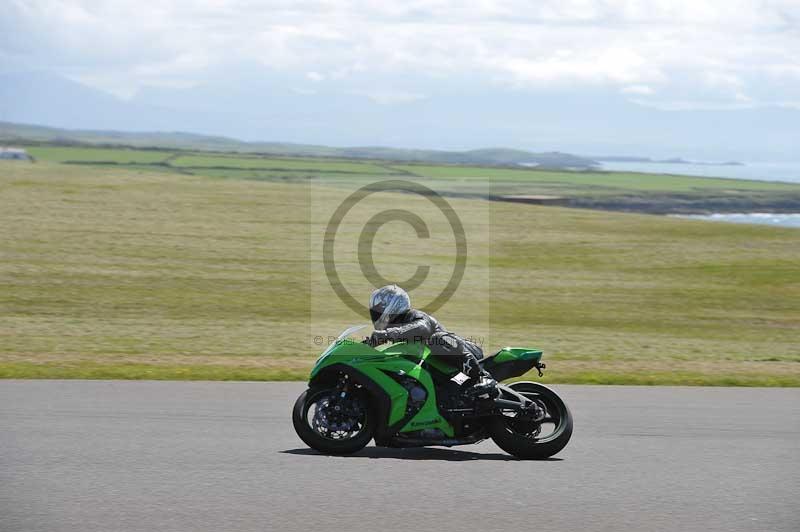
[
  {"xmin": 292, "ymin": 387, "xmax": 375, "ymax": 455},
  {"xmin": 489, "ymin": 381, "xmax": 573, "ymax": 459}
]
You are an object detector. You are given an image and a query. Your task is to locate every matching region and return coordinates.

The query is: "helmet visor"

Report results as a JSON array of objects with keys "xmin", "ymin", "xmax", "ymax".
[{"xmin": 369, "ymin": 285, "xmax": 410, "ymax": 330}]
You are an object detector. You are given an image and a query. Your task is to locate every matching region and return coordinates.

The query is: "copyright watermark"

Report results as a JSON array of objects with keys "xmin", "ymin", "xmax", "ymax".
[
  {"xmin": 311, "ymin": 334, "xmax": 486, "ymax": 348},
  {"xmin": 322, "ymin": 179, "xmax": 468, "ymax": 319}
]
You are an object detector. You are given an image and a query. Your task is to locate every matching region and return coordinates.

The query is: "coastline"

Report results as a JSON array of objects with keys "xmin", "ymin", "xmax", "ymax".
[{"xmin": 492, "ymin": 192, "xmax": 800, "ymax": 216}]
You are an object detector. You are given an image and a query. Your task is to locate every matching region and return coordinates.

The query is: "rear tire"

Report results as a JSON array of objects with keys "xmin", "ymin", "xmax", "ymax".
[
  {"xmin": 292, "ymin": 387, "xmax": 375, "ymax": 455},
  {"xmin": 489, "ymin": 382, "xmax": 573, "ymax": 459}
]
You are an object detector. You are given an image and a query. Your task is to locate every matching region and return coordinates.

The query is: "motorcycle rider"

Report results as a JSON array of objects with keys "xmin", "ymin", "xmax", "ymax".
[{"xmin": 367, "ymin": 284, "xmax": 498, "ymax": 398}]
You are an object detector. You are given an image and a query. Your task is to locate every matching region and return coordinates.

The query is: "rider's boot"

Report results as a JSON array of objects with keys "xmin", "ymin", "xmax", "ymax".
[{"xmin": 462, "ymin": 355, "xmax": 499, "ymax": 399}]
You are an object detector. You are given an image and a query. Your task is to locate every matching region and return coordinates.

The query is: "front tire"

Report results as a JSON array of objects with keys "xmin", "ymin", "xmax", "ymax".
[
  {"xmin": 489, "ymin": 382, "xmax": 573, "ymax": 459},
  {"xmin": 292, "ymin": 387, "xmax": 375, "ymax": 455}
]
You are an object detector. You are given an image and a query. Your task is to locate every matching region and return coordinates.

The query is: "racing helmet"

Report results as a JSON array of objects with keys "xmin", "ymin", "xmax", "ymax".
[{"xmin": 369, "ymin": 285, "xmax": 410, "ymax": 330}]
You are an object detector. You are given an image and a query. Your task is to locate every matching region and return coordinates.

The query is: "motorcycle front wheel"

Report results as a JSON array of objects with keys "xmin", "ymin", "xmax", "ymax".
[
  {"xmin": 489, "ymin": 381, "xmax": 573, "ymax": 459},
  {"xmin": 292, "ymin": 387, "xmax": 375, "ymax": 455}
]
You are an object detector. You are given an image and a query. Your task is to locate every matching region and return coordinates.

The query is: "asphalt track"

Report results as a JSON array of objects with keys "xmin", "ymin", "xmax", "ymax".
[{"xmin": 1, "ymin": 381, "xmax": 798, "ymax": 532}]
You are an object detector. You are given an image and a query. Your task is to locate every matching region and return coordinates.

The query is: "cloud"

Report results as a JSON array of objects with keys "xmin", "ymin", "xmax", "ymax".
[
  {"xmin": 1, "ymin": 0, "xmax": 798, "ymax": 108},
  {"xmin": 350, "ymin": 89, "xmax": 427, "ymax": 104},
  {"xmin": 622, "ymin": 85, "xmax": 656, "ymax": 96}
]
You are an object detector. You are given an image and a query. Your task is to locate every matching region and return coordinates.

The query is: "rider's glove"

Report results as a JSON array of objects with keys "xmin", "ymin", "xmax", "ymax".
[{"xmin": 369, "ymin": 330, "xmax": 389, "ymax": 346}]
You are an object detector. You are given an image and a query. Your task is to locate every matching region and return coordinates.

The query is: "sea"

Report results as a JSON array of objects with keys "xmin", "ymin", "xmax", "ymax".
[
  {"xmin": 670, "ymin": 213, "xmax": 800, "ymax": 228},
  {"xmin": 597, "ymin": 161, "xmax": 800, "ymax": 228},
  {"xmin": 598, "ymin": 161, "xmax": 800, "ymax": 184}
]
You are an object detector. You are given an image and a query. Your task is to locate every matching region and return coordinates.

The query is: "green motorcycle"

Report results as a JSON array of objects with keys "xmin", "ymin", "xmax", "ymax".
[{"xmin": 293, "ymin": 325, "xmax": 573, "ymax": 459}]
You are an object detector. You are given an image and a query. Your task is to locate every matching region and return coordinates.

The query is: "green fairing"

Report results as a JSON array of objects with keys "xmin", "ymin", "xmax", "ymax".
[
  {"xmin": 310, "ymin": 339, "xmax": 455, "ymax": 436},
  {"xmin": 493, "ymin": 347, "xmax": 543, "ymax": 363},
  {"xmin": 310, "ymin": 335, "xmax": 544, "ymax": 440}
]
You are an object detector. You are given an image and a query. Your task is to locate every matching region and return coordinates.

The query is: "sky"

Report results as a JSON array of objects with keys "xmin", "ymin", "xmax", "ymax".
[{"xmin": 1, "ymin": 1, "xmax": 799, "ymax": 159}]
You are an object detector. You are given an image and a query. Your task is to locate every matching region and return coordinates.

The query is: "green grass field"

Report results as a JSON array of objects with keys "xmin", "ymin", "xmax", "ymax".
[
  {"xmin": 168, "ymin": 154, "xmax": 399, "ymax": 174},
  {"xmin": 27, "ymin": 146, "xmax": 173, "ymax": 164},
  {"xmin": 24, "ymin": 146, "xmax": 800, "ymax": 211},
  {"xmin": 1, "ymin": 150, "xmax": 798, "ymax": 385},
  {"xmin": 393, "ymin": 163, "xmax": 800, "ymax": 192}
]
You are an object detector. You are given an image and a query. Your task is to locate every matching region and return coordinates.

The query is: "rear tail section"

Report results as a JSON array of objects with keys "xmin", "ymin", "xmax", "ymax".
[{"xmin": 481, "ymin": 347, "xmax": 544, "ymax": 381}]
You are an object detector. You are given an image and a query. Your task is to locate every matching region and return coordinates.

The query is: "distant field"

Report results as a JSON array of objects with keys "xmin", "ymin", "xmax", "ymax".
[
  {"xmin": 1, "ymin": 158, "xmax": 798, "ymax": 385},
  {"xmin": 22, "ymin": 145, "xmax": 800, "ymax": 213},
  {"xmin": 187, "ymin": 168, "xmax": 373, "ymax": 181},
  {"xmin": 27, "ymin": 146, "xmax": 172, "ymax": 164},
  {"xmin": 169, "ymin": 154, "xmax": 399, "ymax": 174},
  {"xmin": 395, "ymin": 164, "xmax": 800, "ymax": 192}
]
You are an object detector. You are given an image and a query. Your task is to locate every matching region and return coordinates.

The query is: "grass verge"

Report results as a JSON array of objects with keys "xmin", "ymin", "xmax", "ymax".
[{"xmin": 2, "ymin": 361, "xmax": 798, "ymax": 386}]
